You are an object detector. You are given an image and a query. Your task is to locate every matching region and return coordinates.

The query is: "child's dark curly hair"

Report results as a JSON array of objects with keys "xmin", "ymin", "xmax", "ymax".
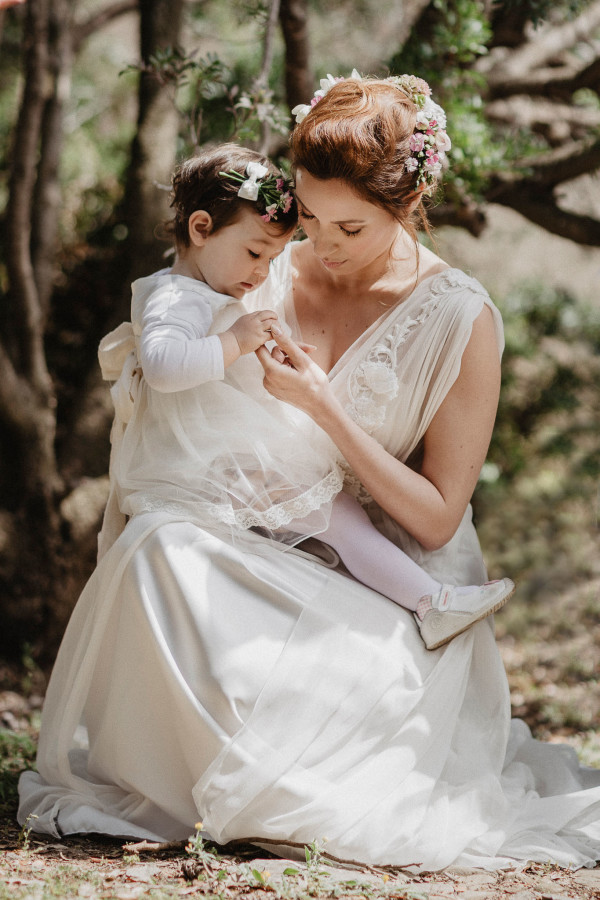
[{"xmin": 166, "ymin": 144, "xmax": 297, "ymax": 248}]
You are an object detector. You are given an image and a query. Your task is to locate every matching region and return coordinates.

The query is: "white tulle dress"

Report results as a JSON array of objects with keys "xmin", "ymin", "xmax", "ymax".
[
  {"xmin": 95, "ymin": 271, "xmax": 342, "ymax": 559},
  {"xmin": 18, "ymin": 245, "xmax": 600, "ymax": 871}
]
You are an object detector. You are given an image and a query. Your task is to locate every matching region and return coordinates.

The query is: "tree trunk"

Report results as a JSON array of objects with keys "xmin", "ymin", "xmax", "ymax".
[
  {"xmin": 279, "ymin": 0, "xmax": 312, "ymax": 112},
  {"xmin": 0, "ymin": 0, "xmax": 69, "ymax": 661},
  {"xmin": 3, "ymin": 0, "xmax": 62, "ymax": 508},
  {"xmin": 113, "ymin": 0, "xmax": 186, "ymax": 317}
]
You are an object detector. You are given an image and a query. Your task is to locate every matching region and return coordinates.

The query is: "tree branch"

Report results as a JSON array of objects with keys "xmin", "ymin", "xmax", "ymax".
[
  {"xmin": 72, "ymin": 0, "xmax": 139, "ymax": 52},
  {"xmin": 486, "ymin": 98, "xmax": 600, "ymax": 135},
  {"xmin": 5, "ymin": 0, "xmax": 52, "ymax": 391},
  {"xmin": 487, "ymin": 183, "xmax": 600, "ymax": 246},
  {"xmin": 257, "ymin": 0, "xmax": 281, "ymax": 87},
  {"xmin": 488, "ymin": 55, "xmax": 600, "ymax": 101},
  {"xmin": 429, "ymin": 199, "xmax": 487, "ymax": 237},
  {"xmin": 256, "ymin": 0, "xmax": 281, "ymax": 153},
  {"xmin": 496, "ymin": 140, "xmax": 600, "ymax": 190},
  {"xmin": 395, "ymin": 0, "xmax": 433, "ymax": 47},
  {"xmin": 31, "ymin": 0, "xmax": 73, "ymax": 314},
  {"xmin": 480, "ymin": 1, "xmax": 600, "ymax": 85}
]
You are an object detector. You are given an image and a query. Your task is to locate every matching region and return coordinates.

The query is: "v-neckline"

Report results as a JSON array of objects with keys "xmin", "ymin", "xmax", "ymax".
[{"xmin": 286, "ymin": 244, "xmax": 452, "ymax": 380}]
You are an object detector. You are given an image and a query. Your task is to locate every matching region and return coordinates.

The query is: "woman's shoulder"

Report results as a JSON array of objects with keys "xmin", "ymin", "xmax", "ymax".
[
  {"xmin": 412, "ymin": 255, "xmax": 503, "ymax": 355},
  {"xmin": 413, "ymin": 243, "xmax": 491, "ymax": 304}
]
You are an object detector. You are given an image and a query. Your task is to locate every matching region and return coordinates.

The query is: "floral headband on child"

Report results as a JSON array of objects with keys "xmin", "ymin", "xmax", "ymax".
[
  {"xmin": 292, "ymin": 70, "xmax": 451, "ymax": 190},
  {"xmin": 220, "ymin": 163, "xmax": 294, "ymax": 223}
]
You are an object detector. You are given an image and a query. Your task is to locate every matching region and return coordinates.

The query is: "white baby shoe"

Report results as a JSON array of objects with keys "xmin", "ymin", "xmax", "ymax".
[{"xmin": 415, "ymin": 578, "xmax": 515, "ymax": 650}]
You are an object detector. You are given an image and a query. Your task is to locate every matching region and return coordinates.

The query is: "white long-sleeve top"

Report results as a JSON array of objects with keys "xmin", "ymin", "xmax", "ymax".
[{"xmin": 132, "ymin": 272, "xmax": 239, "ymax": 392}]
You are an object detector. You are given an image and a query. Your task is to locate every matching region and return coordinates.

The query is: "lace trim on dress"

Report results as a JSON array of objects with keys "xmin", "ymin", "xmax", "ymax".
[
  {"xmin": 345, "ymin": 270, "xmax": 486, "ymax": 433},
  {"xmin": 130, "ymin": 467, "xmax": 344, "ymax": 533},
  {"xmin": 340, "ymin": 465, "xmax": 375, "ymax": 507},
  {"xmin": 341, "ymin": 270, "xmax": 487, "ymax": 507}
]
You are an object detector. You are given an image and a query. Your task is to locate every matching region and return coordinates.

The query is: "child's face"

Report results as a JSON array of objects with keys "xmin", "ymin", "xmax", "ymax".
[{"xmin": 197, "ymin": 207, "xmax": 292, "ymax": 300}]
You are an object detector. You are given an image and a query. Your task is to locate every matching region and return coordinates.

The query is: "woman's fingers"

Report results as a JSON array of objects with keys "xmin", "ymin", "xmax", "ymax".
[{"xmin": 269, "ymin": 327, "xmax": 310, "ymax": 370}]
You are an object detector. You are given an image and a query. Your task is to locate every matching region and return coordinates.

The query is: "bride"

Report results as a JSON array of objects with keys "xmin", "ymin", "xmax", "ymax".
[{"xmin": 18, "ymin": 71, "xmax": 600, "ymax": 871}]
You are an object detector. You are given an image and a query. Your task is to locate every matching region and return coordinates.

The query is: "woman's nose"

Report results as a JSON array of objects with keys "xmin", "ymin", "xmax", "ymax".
[{"xmin": 311, "ymin": 227, "xmax": 337, "ymax": 258}]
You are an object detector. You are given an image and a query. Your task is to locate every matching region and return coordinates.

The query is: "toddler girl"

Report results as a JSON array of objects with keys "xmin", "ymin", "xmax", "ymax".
[{"xmin": 99, "ymin": 143, "xmax": 513, "ymax": 649}]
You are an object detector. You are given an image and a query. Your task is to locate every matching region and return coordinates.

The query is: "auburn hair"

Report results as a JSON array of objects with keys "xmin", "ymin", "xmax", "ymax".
[
  {"xmin": 165, "ymin": 143, "xmax": 297, "ymax": 248},
  {"xmin": 289, "ymin": 79, "xmax": 432, "ymax": 238}
]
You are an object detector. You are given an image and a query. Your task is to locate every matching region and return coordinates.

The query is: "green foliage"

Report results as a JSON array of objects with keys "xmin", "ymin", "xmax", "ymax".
[
  {"xmin": 474, "ymin": 281, "xmax": 600, "ymax": 595},
  {"xmin": 388, "ymin": 1, "xmax": 502, "ymax": 200},
  {"xmin": 0, "ymin": 730, "xmax": 36, "ymax": 817},
  {"xmin": 121, "ymin": 46, "xmax": 290, "ymax": 154}
]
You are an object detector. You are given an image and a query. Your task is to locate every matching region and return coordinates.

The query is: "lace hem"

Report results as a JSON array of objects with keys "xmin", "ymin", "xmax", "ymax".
[
  {"xmin": 128, "ymin": 467, "xmax": 344, "ymax": 533},
  {"xmin": 340, "ymin": 465, "xmax": 374, "ymax": 508}
]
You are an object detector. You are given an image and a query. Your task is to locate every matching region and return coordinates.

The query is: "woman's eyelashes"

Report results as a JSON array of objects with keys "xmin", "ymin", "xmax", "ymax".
[
  {"xmin": 248, "ymin": 249, "xmax": 260, "ymax": 259},
  {"xmin": 298, "ymin": 209, "xmax": 361, "ymax": 237}
]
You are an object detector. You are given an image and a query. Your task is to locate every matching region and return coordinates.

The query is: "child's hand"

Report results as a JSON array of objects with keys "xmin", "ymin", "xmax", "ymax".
[{"xmin": 228, "ymin": 310, "xmax": 279, "ymax": 355}]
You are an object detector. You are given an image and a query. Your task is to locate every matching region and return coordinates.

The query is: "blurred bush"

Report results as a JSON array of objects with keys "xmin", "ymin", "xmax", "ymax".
[{"xmin": 474, "ymin": 280, "xmax": 600, "ymax": 601}]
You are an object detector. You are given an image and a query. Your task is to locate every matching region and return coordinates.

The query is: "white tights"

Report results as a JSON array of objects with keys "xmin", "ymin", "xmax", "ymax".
[{"xmin": 317, "ymin": 491, "xmax": 441, "ymax": 611}]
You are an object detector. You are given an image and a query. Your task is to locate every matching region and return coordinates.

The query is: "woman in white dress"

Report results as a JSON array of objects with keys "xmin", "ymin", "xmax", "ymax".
[{"xmin": 18, "ymin": 72, "xmax": 600, "ymax": 871}]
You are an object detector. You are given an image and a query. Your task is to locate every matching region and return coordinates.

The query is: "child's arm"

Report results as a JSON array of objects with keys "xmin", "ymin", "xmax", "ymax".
[{"xmin": 139, "ymin": 284, "xmax": 278, "ymax": 392}]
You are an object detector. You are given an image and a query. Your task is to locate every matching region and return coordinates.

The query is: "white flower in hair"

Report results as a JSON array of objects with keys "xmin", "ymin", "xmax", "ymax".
[
  {"xmin": 435, "ymin": 130, "xmax": 451, "ymax": 152},
  {"xmin": 292, "ymin": 69, "xmax": 362, "ymax": 123},
  {"xmin": 291, "ymin": 103, "xmax": 311, "ymax": 123},
  {"xmin": 423, "ymin": 97, "xmax": 447, "ymax": 129},
  {"xmin": 237, "ymin": 162, "xmax": 269, "ymax": 201},
  {"xmin": 291, "ymin": 67, "xmax": 451, "ymax": 191}
]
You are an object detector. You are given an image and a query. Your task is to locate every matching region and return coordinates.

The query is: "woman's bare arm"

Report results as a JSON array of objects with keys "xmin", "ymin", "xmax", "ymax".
[{"xmin": 257, "ymin": 307, "xmax": 500, "ymax": 551}]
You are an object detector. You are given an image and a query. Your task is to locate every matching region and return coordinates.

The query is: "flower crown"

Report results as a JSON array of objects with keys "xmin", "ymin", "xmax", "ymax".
[
  {"xmin": 219, "ymin": 163, "xmax": 294, "ymax": 222},
  {"xmin": 292, "ymin": 71, "xmax": 451, "ymax": 190}
]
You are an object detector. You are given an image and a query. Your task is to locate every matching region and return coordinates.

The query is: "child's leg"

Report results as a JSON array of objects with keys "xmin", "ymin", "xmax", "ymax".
[
  {"xmin": 319, "ymin": 492, "xmax": 514, "ymax": 649},
  {"xmin": 319, "ymin": 491, "xmax": 439, "ymax": 611}
]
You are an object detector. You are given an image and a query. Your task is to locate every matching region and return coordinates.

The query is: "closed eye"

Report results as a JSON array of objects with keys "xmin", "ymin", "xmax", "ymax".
[
  {"xmin": 248, "ymin": 249, "xmax": 260, "ymax": 259},
  {"xmin": 298, "ymin": 209, "xmax": 315, "ymax": 221},
  {"xmin": 339, "ymin": 225, "xmax": 361, "ymax": 236}
]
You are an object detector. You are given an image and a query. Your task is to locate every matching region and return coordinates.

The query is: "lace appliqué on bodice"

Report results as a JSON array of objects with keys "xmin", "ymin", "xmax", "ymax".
[{"xmin": 342, "ymin": 270, "xmax": 488, "ymax": 506}]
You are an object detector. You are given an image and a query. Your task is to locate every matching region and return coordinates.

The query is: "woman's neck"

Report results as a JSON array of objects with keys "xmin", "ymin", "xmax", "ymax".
[{"xmin": 303, "ymin": 230, "xmax": 419, "ymax": 303}]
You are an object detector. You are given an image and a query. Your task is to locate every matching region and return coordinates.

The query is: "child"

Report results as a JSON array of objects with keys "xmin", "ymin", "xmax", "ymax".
[{"xmin": 99, "ymin": 143, "xmax": 513, "ymax": 649}]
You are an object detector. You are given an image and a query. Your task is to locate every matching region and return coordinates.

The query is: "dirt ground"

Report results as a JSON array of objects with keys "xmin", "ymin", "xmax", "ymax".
[{"xmin": 1, "ymin": 828, "xmax": 600, "ymax": 899}]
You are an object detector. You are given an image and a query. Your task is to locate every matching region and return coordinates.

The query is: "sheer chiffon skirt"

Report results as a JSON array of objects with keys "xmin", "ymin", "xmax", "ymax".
[{"xmin": 18, "ymin": 513, "xmax": 600, "ymax": 871}]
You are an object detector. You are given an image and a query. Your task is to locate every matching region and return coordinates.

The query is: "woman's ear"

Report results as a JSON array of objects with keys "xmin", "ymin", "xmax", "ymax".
[
  {"xmin": 188, "ymin": 210, "xmax": 212, "ymax": 247},
  {"xmin": 406, "ymin": 186, "xmax": 427, "ymax": 214}
]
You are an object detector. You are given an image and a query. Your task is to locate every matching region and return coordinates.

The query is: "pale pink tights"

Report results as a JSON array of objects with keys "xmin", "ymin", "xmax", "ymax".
[{"xmin": 317, "ymin": 491, "xmax": 441, "ymax": 611}]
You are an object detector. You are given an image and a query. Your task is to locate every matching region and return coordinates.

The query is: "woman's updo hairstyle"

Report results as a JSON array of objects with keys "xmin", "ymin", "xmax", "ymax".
[
  {"xmin": 166, "ymin": 143, "xmax": 297, "ymax": 248},
  {"xmin": 290, "ymin": 79, "xmax": 431, "ymax": 239}
]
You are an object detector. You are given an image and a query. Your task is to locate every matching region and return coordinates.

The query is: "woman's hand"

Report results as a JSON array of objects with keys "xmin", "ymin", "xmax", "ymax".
[{"xmin": 255, "ymin": 328, "xmax": 333, "ymax": 420}]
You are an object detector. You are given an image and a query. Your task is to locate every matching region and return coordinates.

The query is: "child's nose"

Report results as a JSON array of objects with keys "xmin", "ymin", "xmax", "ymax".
[{"xmin": 254, "ymin": 258, "xmax": 269, "ymax": 278}]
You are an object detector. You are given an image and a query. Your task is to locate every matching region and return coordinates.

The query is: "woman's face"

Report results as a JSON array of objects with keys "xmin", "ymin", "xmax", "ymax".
[{"xmin": 294, "ymin": 167, "xmax": 400, "ymax": 277}]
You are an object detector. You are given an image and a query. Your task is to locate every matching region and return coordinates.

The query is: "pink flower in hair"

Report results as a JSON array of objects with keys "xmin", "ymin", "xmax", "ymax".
[
  {"xmin": 409, "ymin": 132, "xmax": 426, "ymax": 153},
  {"xmin": 261, "ymin": 203, "xmax": 278, "ymax": 222}
]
